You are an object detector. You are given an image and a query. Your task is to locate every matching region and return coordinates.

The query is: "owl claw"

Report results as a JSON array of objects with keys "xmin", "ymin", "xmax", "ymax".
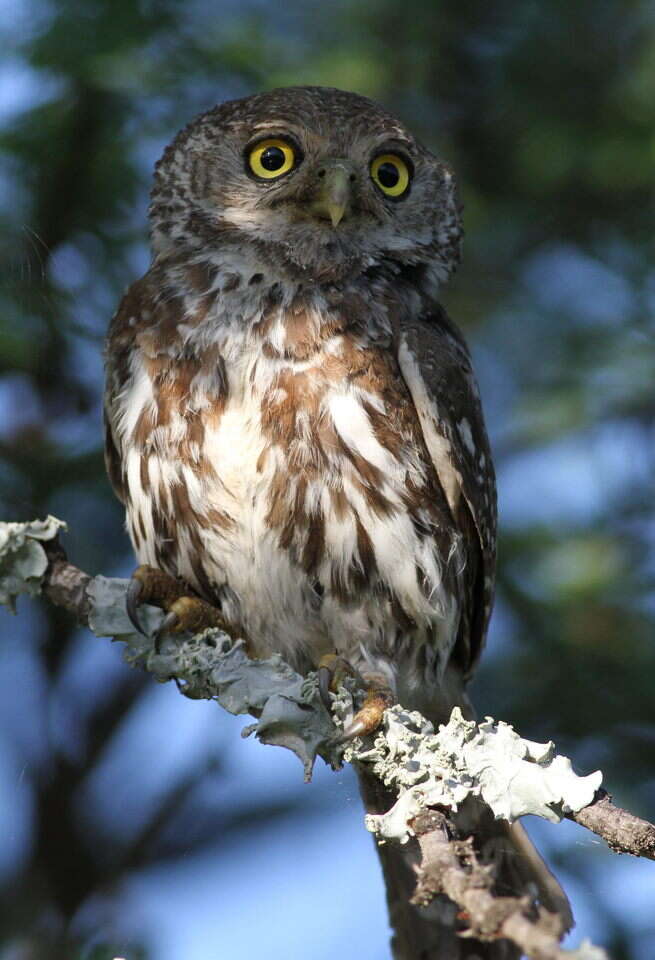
[
  {"xmin": 126, "ymin": 565, "xmax": 188, "ymax": 638},
  {"xmin": 336, "ymin": 716, "xmax": 370, "ymax": 743},
  {"xmin": 317, "ymin": 654, "xmax": 359, "ymax": 711},
  {"xmin": 316, "ymin": 657, "xmax": 394, "ymax": 738},
  {"xmin": 125, "ymin": 563, "xmax": 239, "ymax": 656},
  {"xmin": 338, "ymin": 686, "xmax": 395, "ymax": 742},
  {"xmin": 151, "ymin": 595, "xmax": 236, "ymax": 655},
  {"xmin": 318, "ymin": 665, "xmax": 333, "ymax": 711},
  {"xmin": 126, "ymin": 565, "xmax": 220, "ymax": 650},
  {"xmin": 126, "ymin": 577, "xmax": 146, "ymax": 635}
]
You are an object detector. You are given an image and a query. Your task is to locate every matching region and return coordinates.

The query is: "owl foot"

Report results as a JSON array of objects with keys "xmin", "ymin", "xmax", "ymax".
[
  {"xmin": 126, "ymin": 565, "xmax": 189, "ymax": 635},
  {"xmin": 153, "ymin": 596, "xmax": 231, "ymax": 650},
  {"xmin": 317, "ymin": 654, "xmax": 395, "ymax": 741},
  {"xmin": 126, "ymin": 564, "xmax": 232, "ymax": 652},
  {"xmin": 339, "ymin": 684, "xmax": 395, "ymax": 742}
]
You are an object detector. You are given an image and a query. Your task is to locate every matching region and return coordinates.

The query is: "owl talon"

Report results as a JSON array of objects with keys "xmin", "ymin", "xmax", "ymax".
[
  {"xmin": 126, "ymin": 577, "xmax": 146, "ymax": 635},
  {"xmin": 338, "ymin": 686, "xmax": 395, "ymax": 742},
  {"xmin": 152, "ymin": 596, "xmax": 235, "ymax": 657},
  {"xmin": 318, "ymin": 665, "xmax": 333, "ymax": 711},
  {"xmin": 126, "ymin": 566, "xmax": 232, "ymax": 653},
  {"xmin": 337, "ymin": 717, "xmax": 370, "ymax": 743},
  {"xmin": 126, "ymin": 564, "xmax": 188, "ymax": 634}
]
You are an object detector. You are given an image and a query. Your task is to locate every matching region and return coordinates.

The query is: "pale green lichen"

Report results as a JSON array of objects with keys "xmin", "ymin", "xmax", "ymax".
[
  {"xmin": 88, "ymin": 575, "xmax": 164, "ymax": 641},
  {"xmin": 0, "ymin": 516, "xmax": 67, "ymax": 612},
  {"xmin": 346, "ymin": 706, "xmax": 602, "ymax": 843},
  {"xmin": 84, "ymin": 576, "xmax": 338, "ymax": 778},
  {"xmin": 143, "ymin": 634, "xmax": 338, "ymax": 779}
]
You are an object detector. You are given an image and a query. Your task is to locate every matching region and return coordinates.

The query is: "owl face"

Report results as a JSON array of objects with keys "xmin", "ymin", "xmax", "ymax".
[{"xmin": 150, "ymin": 86, "xmax": 461, "ymax": 286}]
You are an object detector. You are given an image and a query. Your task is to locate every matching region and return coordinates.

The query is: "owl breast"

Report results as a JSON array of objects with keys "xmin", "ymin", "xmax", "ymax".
[{"xmin": 118, "ymin": 286, "xmax": 465, "ymax": 700}]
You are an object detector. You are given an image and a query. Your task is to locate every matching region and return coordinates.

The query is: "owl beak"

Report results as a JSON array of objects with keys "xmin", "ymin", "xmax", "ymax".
[{"xmin": 310, "ymin": 163, "xmax": 352, "ymax": 228}]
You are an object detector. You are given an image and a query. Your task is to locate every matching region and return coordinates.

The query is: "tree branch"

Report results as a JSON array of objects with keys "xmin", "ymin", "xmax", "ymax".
[
  {"xmin": 411, "ymin": 810, "xmax": 605, "ymax": 960},
  {"xmin": 567, "ymin": 789, "xmax": 655, "ymax": 860},
  {"xmin": 3, "ymin": 517, "xmax": 653, "ymax": 960}
]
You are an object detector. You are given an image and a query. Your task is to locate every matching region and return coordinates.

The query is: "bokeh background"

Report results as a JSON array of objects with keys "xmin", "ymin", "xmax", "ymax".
[{"xmin": 1, "ymin": 0, "xmax": 654, "ymax": 957}]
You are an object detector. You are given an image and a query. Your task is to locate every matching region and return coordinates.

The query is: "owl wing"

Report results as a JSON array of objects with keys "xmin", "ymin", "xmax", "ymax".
[
  {"xmin": 396, "ymin": 304, "xmax": 497, "ymax": 676},
  {"xmin": 104, "ymin": 409, "xmax": 126, "ymax": 505},
  {"xmin": 103, "ymin": 273, "xmax": 153, "ymax": 507}
]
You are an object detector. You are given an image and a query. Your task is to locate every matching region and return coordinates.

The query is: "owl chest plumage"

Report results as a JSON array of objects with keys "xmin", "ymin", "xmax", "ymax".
[{"xmin": 110, "ymin": 271, "xmax": 465, "ymax": 687}]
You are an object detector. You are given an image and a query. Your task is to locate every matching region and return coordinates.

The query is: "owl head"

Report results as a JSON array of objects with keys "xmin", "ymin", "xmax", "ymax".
[{"xmin": 150, "ymin": 86, "xmax": 461, "ymax": 288}]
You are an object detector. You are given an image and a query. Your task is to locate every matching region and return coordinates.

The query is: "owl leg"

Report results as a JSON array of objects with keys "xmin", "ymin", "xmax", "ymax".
[{"xmin": 126, "ymin": 564, "xmax": 235, "ymax": 651}]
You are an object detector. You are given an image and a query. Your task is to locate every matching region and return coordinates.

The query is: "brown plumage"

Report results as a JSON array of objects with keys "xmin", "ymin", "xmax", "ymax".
[{"xmin": 104, "ymin": 86, "xmax": 567, "ymax": 958}]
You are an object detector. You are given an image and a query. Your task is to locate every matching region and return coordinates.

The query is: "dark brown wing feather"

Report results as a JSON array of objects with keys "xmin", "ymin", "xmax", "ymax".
[
  {"xmin": 396, "ymin": 304, "xmax": 497, "ymax": 675},
  {"xmin": 103, "ymin": 414, "xmax": 126, "ymax": 504},
  {"xmin": 103, "ymin": 273, "xmax": 155, "ymax": 507}
]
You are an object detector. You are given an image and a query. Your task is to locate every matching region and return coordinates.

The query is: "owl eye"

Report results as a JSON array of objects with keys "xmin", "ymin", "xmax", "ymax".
[
  {"xmin": 248, "ymin": 138, "xmax": 296, "ymax": 180},
  {"xmin": 370, "ymin": 153, "xmax": 411, "ymax": 198}
]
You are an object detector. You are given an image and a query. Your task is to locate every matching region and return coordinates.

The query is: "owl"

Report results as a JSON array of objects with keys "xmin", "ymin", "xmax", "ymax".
[
  {"xmin": 104, "ymin": 85, "xmax": 494, "ymax": 723},
  {"xmin": 104, "ymin": 87, "xmax": 570, "ymax": 951}
]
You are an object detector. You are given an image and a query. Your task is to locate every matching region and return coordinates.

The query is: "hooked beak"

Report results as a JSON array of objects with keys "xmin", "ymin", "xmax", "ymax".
[{"xmin": 309, "ymin": 162, "xmax": 352, "ymax": 228}]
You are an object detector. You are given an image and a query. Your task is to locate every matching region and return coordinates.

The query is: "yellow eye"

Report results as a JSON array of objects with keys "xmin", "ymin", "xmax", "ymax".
[
  {"xmin": 370, "ymin": 153, "xmax": 411, "ymax": 197},
  {"xmin": 248, "ymin": 138, "xmax": 296, "ymax": 179}
]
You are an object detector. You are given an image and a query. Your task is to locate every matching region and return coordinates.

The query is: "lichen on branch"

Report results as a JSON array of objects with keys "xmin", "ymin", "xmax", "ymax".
[
  {"xmin": 0, "ymin": 515, "xmax": 67, "ymax": 611},
  {"xmin": 89, "ymin": 574, "xmax": 340, "ymax": 780},
  {"xmin": 337, "ymin": 704, "xmax": 602, "ymax": 843}
]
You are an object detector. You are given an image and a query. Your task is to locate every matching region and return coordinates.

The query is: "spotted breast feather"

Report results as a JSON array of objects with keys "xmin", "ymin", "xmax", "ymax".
[{"xmin": 104, "ymin": 260, "xmax": 493, "ymax": 721}]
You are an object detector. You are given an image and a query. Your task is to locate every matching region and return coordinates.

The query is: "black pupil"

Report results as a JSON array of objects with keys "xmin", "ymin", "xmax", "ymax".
[
  {"xmin": 377, "ymin": 161, "xmax": 400, "ymax": 188},
  {"xmin": 260, "ymin": 146, "xmax": 286, "ymax": 171}
]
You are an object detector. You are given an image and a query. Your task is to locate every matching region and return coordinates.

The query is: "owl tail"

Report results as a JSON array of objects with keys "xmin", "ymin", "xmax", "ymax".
[{"xmin": 356, "ymin": 753, "xmax": 573, "ymax": 959}]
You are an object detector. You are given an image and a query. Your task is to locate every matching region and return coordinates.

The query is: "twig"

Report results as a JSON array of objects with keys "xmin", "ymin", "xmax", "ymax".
[
  {"xmin": 42, "ymin": 537, "xmax": 91, "ymax": 621},
  {"xmin": 567, "ymin": 789, "xmax": 655, "ymax": 860}
]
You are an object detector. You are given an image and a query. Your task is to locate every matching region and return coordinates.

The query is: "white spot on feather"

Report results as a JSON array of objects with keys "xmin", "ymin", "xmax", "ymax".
[
  {"xmin": 397, "ymin": 336, "xmax": 462, "ymax": 513},
  {"xmin": 328, "ymin": 392, "xmax": 400, "ymax": 477},
  {"xmin": 115, "ymin": 360, "xmax": 154, "ymax": 442},
  {"xmin": 457, "ymin": 418, "xmax": 475, "ymax": 457}
]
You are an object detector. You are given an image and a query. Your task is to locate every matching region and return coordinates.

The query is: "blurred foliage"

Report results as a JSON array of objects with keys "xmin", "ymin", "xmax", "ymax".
[{"xmin": 0, "ymin": 0, "xmax": 653, "ymax": 957}]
